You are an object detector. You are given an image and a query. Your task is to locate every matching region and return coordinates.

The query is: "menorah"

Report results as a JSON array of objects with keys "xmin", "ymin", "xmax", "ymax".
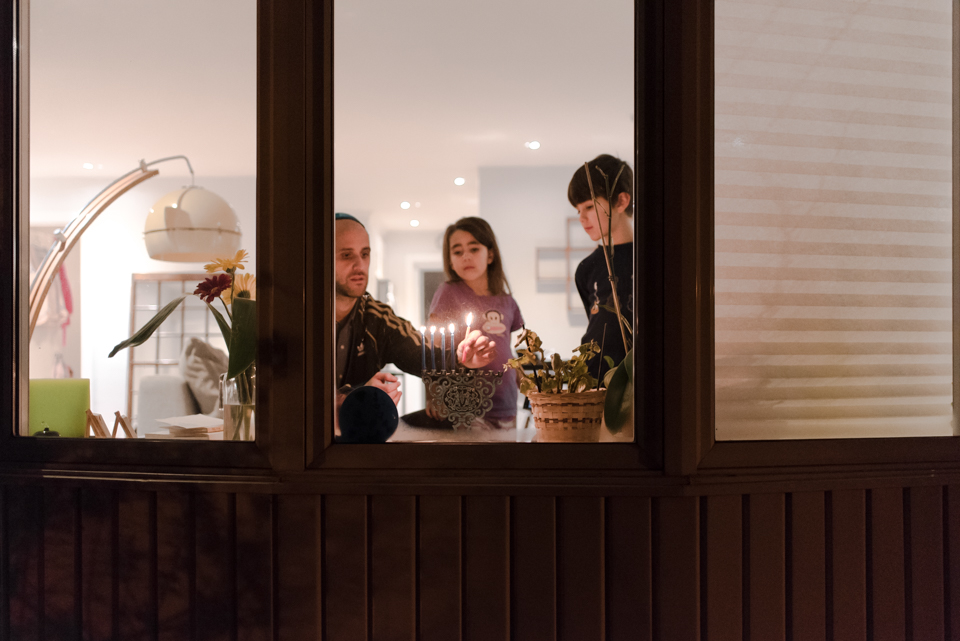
[{"xmin": 422, "ymin": 367, "xmax": 502, "ymax": 430}]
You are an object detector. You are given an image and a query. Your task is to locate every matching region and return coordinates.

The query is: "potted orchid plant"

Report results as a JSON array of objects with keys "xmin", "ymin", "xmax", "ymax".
[{"xmin": 109, "ymin": 250, "xmax": 257, "ymax": 440}]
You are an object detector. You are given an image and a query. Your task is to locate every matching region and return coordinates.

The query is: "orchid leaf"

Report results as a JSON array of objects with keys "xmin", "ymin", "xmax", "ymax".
[
  {"xmin": 227, "ymin": 298, "xmax": 257, "ymax": 379},
  {"xmin": 603, "ymin": 349, "xmax": 633, "ymax": 434},
  {"xmin": 108, "ymin": 295, "xmax": 188, "ymax": 358}
]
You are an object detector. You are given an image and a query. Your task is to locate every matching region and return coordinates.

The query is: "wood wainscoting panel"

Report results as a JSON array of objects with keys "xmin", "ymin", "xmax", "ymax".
[
  {"xmin": 511, "ymin": 495, "xmax": 556, "ymax": 641},
  {"xmin": 42, "ymin": 486, "xmax": 79, "ymax": 637},
  {"xmin": 557, "ymin": 496, "xmax": 604, "ymax": 641},
  {"xmin": 323, "ymin": 494, "xmax": 367, "ymax": 640},
  {"xmin": 7, "ymin": 485, "xmax": 42, "ymax": 639},
  {"xmin": 747, "ymin": 493, "xmax": 786, "ymax": 641},
  {"xmin": 370, "ymin": 495, "xmax": 417, "ymax": 641},
  {"xmin": 947, "ymin": 486, "xmax": 960, "ymax": 641},
  {"xmin": 277, "ymin": 494, "xmax": 320, "ymax": 639},
  {"xmin": 80, "ymin": 487, "xmax": 116, "ymax": 641},
  {"xmin": 830, "ymin": 490, "xmax": 867, "ymax": 641},
  {"xmin": 656, "ymin": 496, "xmax": 699, "ymax": 640},
  {"xmin": 418, "ymin": 495, "xmax": 462, "ymax": 641},
  {"xmin": 907, "ymin": 485, "xmax": 945, "ymax": 640},
  {"xmin": 235, "ymin": 493, "xmax": 273, "ymax": 641},
  {"xmin": 605, "ymin": 496, "xmax": 652, "ymax": 641},
  {"xmin": 703, "ymin": 494, "xmax": 742, "ymax": 641},
  {"xmin": 462, "ymin": 495, "xmax": 510, "ymax": 641},
  {"xmin": 117, "ymin": 489, "xmax": 156, "ymax": 640},
  {"xmin": 869, "ymin": 487, "xmax": 906, "ymax": 641},
  {"xmin": 156, "ymin": 491, "xmax": 193, "ymax": 641},
  {"xmin": 789, "ymin": 491, "xmax": 826, "ymax": 641},
  {"xmin": 195, "ymin": 492, "xmax": 237, "ymax": 641}
]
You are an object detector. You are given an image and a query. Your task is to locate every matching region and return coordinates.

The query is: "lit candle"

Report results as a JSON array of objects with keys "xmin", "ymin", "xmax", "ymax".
[
  {"xmin": 439, "ymin": 326, "xmax": 446, "ymax": 372},
  {"xmin": 419, "ymin": 326, "xmax": 426, "ymax": 371},
  {"xmin": 429, "ymin": 326, "xmax": 437, "ymax": 371},
  {"xmin": 463, "ymin": 313, "xmax": 473, "ymax": 370},
  {"xmin": 448, "ymin": 323, "xmax": 456, "ymax": 369}
]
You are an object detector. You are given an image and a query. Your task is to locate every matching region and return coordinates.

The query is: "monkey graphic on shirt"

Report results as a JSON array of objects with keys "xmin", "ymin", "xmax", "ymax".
[{"xmin": 481, "ymin": 309, "xmax": 507, "ymax": 335}]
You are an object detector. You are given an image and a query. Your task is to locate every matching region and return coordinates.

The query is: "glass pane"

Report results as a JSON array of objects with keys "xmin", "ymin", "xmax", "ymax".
[
  {"xmin": 335, "ymin": 0, "xmax": 635, "ymax": 443},
  {"xmin": 714, "ymin": 0, "xmax": 953, "ymax": 439},
  {"xmin": 25, "ymin": 0, "xmax": 257, "ymax": 440}
]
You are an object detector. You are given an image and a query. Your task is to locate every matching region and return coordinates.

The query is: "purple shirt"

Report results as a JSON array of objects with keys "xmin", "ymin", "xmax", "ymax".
[{"xmin": 429, "ymin": 281, "xmax": 525, "ymax": 419}]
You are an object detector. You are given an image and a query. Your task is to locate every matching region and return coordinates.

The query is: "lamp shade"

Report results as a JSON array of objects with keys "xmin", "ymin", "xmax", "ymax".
[{"xmin": 144, "ymin": 186, "xmax": 241, "ymax": 261}]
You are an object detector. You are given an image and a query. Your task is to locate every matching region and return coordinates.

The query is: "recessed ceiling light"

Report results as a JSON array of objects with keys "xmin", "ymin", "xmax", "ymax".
[
  {"xmin": 400, "ymin": 201, "xmax": 411, "ymax": 210},
  {"xmin": 524, "ymin": 141, "xmax": 541, "ymax": 150},
  {"xmin": 410, "ymin": 219, "xmax": 420, "ymax": 227},
  {"xmin": 454, "ymin": 177, "xmax": 465, "ymax": 186},
  {"xmin": 82, "ymin": 162, "xmax": 94, "ymax": 170}
]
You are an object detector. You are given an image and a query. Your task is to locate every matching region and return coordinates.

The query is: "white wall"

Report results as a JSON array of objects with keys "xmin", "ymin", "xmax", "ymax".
[
  {"xmin": 30, "ymin": 175, "xmax": 257, "ymax": 418},
  {"xmin": 478, "ymin": 165, "xmax": 593, "ymax": 357}
]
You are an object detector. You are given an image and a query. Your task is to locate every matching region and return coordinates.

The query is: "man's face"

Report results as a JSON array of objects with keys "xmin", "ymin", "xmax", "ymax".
[{"xmin": 335, "ymin": 220, "xmax": 370, "ymax": 299}]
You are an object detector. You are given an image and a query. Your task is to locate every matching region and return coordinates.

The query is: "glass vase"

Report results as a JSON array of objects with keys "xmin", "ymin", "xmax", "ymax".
[{"xmin": 222, "ymin": 368, "xmax": 255, "ymax": 441}]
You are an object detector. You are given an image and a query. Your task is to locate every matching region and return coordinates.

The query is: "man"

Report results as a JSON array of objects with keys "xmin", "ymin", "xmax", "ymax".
[{"xmin": 335, "ymin": 213, "xmax": 494, "ymax": 406}]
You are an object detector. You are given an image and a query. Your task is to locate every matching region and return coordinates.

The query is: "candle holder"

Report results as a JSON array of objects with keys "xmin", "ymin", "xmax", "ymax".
[{"xmin": 422, "ymin": 367, "xmax": 503, "ymax": 430}]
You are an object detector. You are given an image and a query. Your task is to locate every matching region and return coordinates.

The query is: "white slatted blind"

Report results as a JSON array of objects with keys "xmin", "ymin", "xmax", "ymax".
[{"xmin": 714, "ymin": 0, "xmax": 954, "ymax": 439}]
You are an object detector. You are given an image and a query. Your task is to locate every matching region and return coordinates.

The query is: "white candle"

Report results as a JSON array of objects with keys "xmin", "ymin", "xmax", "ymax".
[
  {"xmin": 438, "ymin": 326, "xmax": 446, "ymax": 372},
  {"xmin": 429, "ymin": 326, "xmax": 437, "ymax": 370},
  {"xmin": 448, "ymin": 323, "xmax": 456, "ymax": 369},
  {"xmin": 419, "ymin": 326, "xmax": 426, "ymax": 371}
]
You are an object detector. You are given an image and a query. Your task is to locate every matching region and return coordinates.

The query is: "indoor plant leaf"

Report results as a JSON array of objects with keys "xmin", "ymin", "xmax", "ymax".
[
  {"xmin": 108, "ymin": 294, "xmax": 188, "ymax": 358},
  {"xmin": 227, "ymin": 297, "xmax": 257, "ymax": 379},
  {"xmin": 603, "ymin": 349, "xmax": 633, "ymax": 434},
  {"xmin": 205, "ymin": 301, "xmax": 233, "ymax": 348}
]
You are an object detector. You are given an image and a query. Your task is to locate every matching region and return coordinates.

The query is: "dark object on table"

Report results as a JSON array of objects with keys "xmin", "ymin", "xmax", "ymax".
[
  {"xmin": 33, "ymin": 425, "xmax": 60, "ymax": 437},
  {"xmin": 400, "ymin": 409, "xmax": 454, "ymax": 430},
  {"xmin": 338, "ymin": 386, "xmax": 399, "ymax": 443}
]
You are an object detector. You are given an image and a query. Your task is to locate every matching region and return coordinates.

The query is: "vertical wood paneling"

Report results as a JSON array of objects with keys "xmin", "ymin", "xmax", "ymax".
[
  {"xmin": 236, "ymin": 493, "xmax": 273, "ymax": 641},
  {"xmin": 656, "ymin": 497, "xmax": 699, "ymax": 640},
  {"xmin": 557, "ymin": 496, "xmax": 604, "ymax": 641},
  {"xmin": 156, "ymin": 492, "xmax": 192, "ymax": 641},
  {"xmin": 42, "ymin": 487, "xmax": 79, "ymax": 638},
  {"xmin": 704, "ymin": 494, "xmax": 741, "ymax": 641},
  {"xmin": 419, "ymin": 495, "xmax": 461, "ymax": 641},
  {"xmin": 947, "ymin": 486, "xmax": 960, "ymax": 641},
  {"xmin": 906, "ymin": 486, "xmax": 944, "ymax": 640},
  {"xmin": 869, "ymin": 487, "xmax": 905, "ymax": 641},
  {"xmin": 195, "ymin": 492, "xmax": 235, "ymax": 641},
  {"xmin": 370, "ymin": 495, "xmax": 416, "ymax": 641},
  {"xmin": 7, "ymin": 485, "xmax": 40, "ymax": 639},
  {"xmin": 831, "ymin": 490, "xmax": 866, "ymax": 641},
  {"xmin": 789, "ymin": 492, "xmax": 825, "ymax": 641},
  {"xmin": 277, "ymin": 494, "xmax": 320, "ymax": 640},
  {"xmin": 80, "ymin": 488, "xmax": 116, "ymax": 641},
  {"xmin": 747, "ymin": 493, "xmax": 785, "ymax": 641},
  {"xmin": 462, "ymin": 495, "xmax": 509, "ymax": 641},
  {"xmin": 605, "ymin": 496, "xmax": 652, "ymax": 641},
  {"xmin": 323, "ymin": 495, "xmax": 367, "ymax": 640},
  {"xmin": 510, "ymin": 496, "xmax": 555, "ymax": 641},
  {"xmin": 117, "ymin": 489, "xmax": 157, "ymax": 640}
]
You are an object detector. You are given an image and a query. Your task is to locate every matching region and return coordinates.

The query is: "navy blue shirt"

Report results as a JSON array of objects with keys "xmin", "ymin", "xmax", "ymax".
[{"xmin": 574, "ymin": 242, "xmax": 633, "ymax": 382}]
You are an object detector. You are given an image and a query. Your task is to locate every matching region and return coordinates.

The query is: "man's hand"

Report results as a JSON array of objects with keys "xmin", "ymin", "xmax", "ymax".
[
  {"xmin": 366, "ymin": 371, "xmax": 402, "ymax": 405},
  {"xmin": 457, "ymin": 330, "xmax": 496, "ymax": 369}
]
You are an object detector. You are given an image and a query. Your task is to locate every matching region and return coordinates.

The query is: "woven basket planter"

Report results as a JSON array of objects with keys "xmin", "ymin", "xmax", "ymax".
[{"xmin": 527, "ymin": 389, "xmax": 606, "ymax": 443}]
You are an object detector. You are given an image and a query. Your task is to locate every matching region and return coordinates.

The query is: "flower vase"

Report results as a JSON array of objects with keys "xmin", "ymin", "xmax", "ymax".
[{"xmin": 222, "ymin": 368, "xmax": 255, "ymax": 441}]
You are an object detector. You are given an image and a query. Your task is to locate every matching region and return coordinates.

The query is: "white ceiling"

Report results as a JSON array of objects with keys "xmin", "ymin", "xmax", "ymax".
[{"xmin": 29, "ymin": 0, "xmax": 634, "ymax": 231}]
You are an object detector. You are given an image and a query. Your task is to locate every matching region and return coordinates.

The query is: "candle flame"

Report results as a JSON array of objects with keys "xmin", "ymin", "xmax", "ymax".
[
  {"xmin": 466, "ymin": 312, "xmax": 473, "ymax": 325},
  {"xmin": 419, "ymin": 326, "xmax": 425, "ymax": 334},
  {"xmin": 448, "ymin": 323, "xmax": 455, "ymax": 333},
  {"xmin": 438, "ymin": 326, "xmax": 445, "ymax": 335},
  {"xmin": 430, "ymin": 325, "xmax": 436, "ymax": 333}
]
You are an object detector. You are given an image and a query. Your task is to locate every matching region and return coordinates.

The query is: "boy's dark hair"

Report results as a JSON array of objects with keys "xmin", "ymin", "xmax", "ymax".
[
  {"xmin": 567, "ymin": 154, "xmax": 634, "ymax": 217},
  {"xmin": 442, "ymin": 217, "xmax": 511, "ymax": 296}
]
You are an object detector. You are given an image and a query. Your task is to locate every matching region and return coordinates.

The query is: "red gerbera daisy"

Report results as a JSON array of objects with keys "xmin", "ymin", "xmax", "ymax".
[{"xmin": 194, "ymin": 274, "xmax": 232, "ymax": 303}]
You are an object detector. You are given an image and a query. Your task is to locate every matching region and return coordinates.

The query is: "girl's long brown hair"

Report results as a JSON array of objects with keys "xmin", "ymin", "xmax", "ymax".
[{"xmin": 442, "ymin": 217, "xmax": 511, "ymax": 296}]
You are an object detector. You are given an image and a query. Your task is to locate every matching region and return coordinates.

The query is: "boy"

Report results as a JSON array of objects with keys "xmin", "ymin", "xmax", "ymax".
[{"xmin": 567, "ymin": 154, "xmax": 634, "ymax": 382}]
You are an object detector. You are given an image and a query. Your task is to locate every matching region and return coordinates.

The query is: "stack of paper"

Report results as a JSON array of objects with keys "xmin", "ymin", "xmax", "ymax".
[{"xmin": 144, "ymin": 414, "xmax": 224, "ymax": 440}]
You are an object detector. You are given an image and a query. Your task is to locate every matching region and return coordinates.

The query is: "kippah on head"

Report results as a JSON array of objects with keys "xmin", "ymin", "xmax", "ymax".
[{"xmin": 335, "ymin": 212, "xmax": 365, "ymax": 227}]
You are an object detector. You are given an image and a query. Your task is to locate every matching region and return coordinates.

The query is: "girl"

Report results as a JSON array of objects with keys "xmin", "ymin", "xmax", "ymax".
[{"xmin": 429, "ymin": 217, "xmax": 524, "ymax": 429}]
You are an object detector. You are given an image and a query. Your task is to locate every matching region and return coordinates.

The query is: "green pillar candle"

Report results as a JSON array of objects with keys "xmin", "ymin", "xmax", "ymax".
[{"xmin": 28, "ymin": 379, "xmax": 90, "ymax": 438}]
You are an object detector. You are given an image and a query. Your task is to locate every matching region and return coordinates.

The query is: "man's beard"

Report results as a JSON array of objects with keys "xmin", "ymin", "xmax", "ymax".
[{"xmin": 336, "ymin": 279, "xmax": 365, "ymax": 298}]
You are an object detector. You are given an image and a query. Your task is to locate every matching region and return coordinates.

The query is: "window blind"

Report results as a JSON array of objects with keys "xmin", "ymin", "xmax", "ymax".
[{"xmin": 714, "ymin": 0, "xmax": 954, "ymax": 439}]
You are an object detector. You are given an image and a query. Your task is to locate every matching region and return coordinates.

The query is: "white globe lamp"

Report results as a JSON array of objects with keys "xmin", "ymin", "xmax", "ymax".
[{"xmin": 144, "ymin": 186, "xmax": 241, "ymax": 261}]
